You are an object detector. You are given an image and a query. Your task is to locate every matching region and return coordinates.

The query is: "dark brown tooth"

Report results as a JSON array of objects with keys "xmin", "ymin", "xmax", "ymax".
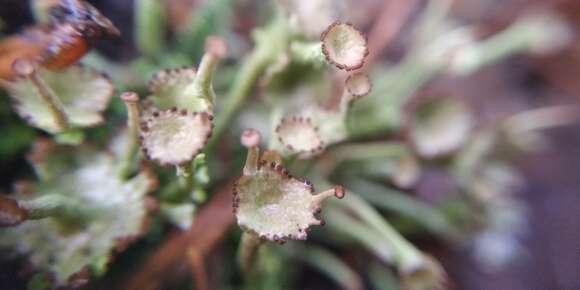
[{"xmin": 334, "ymin": 186, "xmax": 346, "ymax": 199}]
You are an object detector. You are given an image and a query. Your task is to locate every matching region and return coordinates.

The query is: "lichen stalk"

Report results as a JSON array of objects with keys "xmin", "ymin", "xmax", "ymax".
[
  {"xmin": 209, "ymin": 10, "xmax": 290, "ymax": 150},
  {"xmin": 337, "ymin": 190, "xmax": 426, "ymax": 273},
  {"xmin": 209, "ymin": 48, "xmax": 270, "ymax": 149},
  {"xmin": 312, "ymin": 186, "xmax": 345, "ymax": 207},
  {"xmin": 240, "ymin": 129, "xmax": 261, "ymax": 175},
  {"xmin": 289, "ymin": 41, "xmax": 326, "ymax": 66},
  {"xmin": 119, "ymin": 92, "xmax": 142, "ymax": 179},
  {"xmin": 12, "ymin": 59, "xmax": 70, "ymax": 133},
  {"xmin": 192, "ymin": 37, "xmax": 227, "ymax": 103},
  {"xmin": 176, "ymin": 162, "xmax": 195, "ymax": 198},
  {"xmin": 237, "ymin": 231, "xmax": 263, "ymax": 274},
  {"xmin": 135, "ymin": 0, "xmax": 165, "ymax": 57},
  {"xmin": 19, "ymin": 194, "xmax": 95, "ymax": 225}
]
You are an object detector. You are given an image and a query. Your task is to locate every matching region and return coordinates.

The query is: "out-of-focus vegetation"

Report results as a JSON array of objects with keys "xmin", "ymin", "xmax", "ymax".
[{"xmin": 1, "ymin": 1, "xmax": 579, "ymax": 290}]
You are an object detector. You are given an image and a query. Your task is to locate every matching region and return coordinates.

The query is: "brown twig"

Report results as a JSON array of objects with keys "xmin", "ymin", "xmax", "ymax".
[
  {"xmin": 121, "ymin": 181, "xmax": 235, "ymax": 290},
  {"xmin": 187, "ymin": 248, "xmax": 209, "ymax": 290}
]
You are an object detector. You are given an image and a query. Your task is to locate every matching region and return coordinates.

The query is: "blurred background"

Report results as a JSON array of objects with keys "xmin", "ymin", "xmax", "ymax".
[{"xmin": 0, "ymin": 0, "xmax": 579, "ymax": 290}]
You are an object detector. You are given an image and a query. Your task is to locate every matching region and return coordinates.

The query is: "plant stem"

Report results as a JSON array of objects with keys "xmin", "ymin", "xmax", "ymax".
[
  {"xmin": 27, "ymin": 69, "xmax": 70, "ymax": 133},
  {"xmin": 177, "ymin": 162, "xmax": 195, "ymax": 194},
  {"xmin": 238, "ymin": 231, "xmax": 263, "ymax": 273},
  {"xmin": 193, "ymin": 48, "xmax": 222, "ymax": 104},
  {"xmin": 55, "ymin": 130, "xmax": 85, "ymax": 145},
  {"xmin": 502, "ymin": 105, "xmax": 580, "ymax": 133},
  {"xmin": 347, "ymin": 178, "xmax": 459, "ymax": 240},
  {"xmin": 411, "ymin": 0, "xmax": 452, "ymax": 46},
  {"xmin": 345, "ymin": 192, "xmax": 425, "ymax": 272},
  {"xmin": 243, "ymin": 146, "xmax": 260, "ymax": 176},
  {"xmin": 369, "ymin": 262, "xmax": 399, "ymax": 290},
  {"xmin": 119, "ymin": 92, "xmax": 142, "ymax": 179},
  {"xmin": 162, "ymin": 156, "xmax": 209, "ymax": 203},
  {"xmin": 19, "ymin": 194, "xmax": 94, "ymax": 224},
  {"xmin": 208, "ymin": 48, "xmax": 270, "ymax": 149},
  {"xmin": 289, "ymin": 42, "xmax": 325, "ymax": 66},
  {"xmin": 135, "ymin": 0, "xmax": 165, "ymax": 58},
  {"xmin": 208, "ymin": 9, "xmax": 290, "ymax": 150},
  {"xmin": 325, "ymin": 209, "xmax": 393, "ymax": 262},
  {"xmin": 318, "ymin": 178, "xmax": 426, "ymax": 273},
  {"xmin": 157, "ymin": 180, "xmax": 183, "ymax": 202},
  {"xmin": 316, "ymin": 142, "xmax": 408, "ymax": 176},
  {"xmin": 329, "ymin": 142, "xmax": 407, "ymax": 162},
  {"xmin": 288, "ymin": 244, "xmax": 363, "ymax": 290}
]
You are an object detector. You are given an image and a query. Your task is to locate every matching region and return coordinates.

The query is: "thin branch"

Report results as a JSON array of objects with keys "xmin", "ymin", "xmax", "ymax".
[{"xmin": 121, "ymin": 181, "xmax": 235, "ymax": 290}]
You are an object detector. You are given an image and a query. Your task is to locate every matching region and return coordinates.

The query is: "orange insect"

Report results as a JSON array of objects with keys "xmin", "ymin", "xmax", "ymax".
[{"xmin": 0, "ymin": 0, "xmax": 119, "ymax": 80}]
